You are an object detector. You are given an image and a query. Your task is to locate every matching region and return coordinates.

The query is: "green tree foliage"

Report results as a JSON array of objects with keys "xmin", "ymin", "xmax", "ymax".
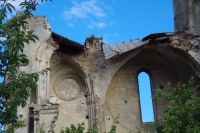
[
  {"xmin": 155, "ymin": 77, "xmax": 200, "ymax": 133},
  {"xmin": 0, "ymin": 0, "xmax": 51, "ymax": 132}
]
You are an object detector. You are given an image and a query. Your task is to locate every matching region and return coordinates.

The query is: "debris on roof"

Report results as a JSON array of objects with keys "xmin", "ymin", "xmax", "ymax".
[
  {"xmin": 52, "ymin": 31, "xmax": 175, "ymax": 59},
  {"xmin": 142, "ymin": 32, "xmax": 175, "ymax": 41}
]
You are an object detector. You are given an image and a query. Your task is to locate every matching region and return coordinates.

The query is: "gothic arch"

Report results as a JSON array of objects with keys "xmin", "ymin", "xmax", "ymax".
[
  {"xmin": 49, "ymin": 51, "xmax": 90, "ymax": 131},
  {"xmin": 103, "ymin": 45, "xmax": 199, "ymax": 132},
  {"xmin": 50, "ymin": 52, "xmax": 89, "ymax": 94},
  {"xmin": 102, "ymin": 45, "xmax": 200, "ymax": 103}
]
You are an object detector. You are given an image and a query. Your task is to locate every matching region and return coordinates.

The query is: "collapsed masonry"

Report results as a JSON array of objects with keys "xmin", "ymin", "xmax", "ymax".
[{"xmin": 14, "ymin": 0, "xmax": 200, "ymax": 133}]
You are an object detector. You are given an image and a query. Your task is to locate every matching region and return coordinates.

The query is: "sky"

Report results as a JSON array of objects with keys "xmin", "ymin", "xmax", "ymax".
[
  {"xmin": 138, "ymin": 72, "xmax": 154, "ymax": 122},
  {"xmin": 1, "ymin": 0, "xmax": 175, "ymax": 124},
  {"xmin": 32, "ymin": 0, "xmax": 174, "ymax": 44}
]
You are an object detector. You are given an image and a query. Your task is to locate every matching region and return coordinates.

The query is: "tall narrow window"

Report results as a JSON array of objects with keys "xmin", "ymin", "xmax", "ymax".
[
  {"xmin": 138, "ymin": 72, "xmax": 154, "ymax": 122},
  {"xmin": 30, "ymin": 88, "xmax": 36, "ymax": 104}
]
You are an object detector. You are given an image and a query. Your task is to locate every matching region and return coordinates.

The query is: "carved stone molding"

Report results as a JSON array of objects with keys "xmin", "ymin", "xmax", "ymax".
[
  {"xmin": 55, "ymin": 73, "xmax": 85, "ymax": 101},
  {"xmin": 33, "ymin": 104, "xmax": 59, "ymax": 133},
  {"xmin": 33, "ymin": 108, "xmax": 40, "ymax": 133}
]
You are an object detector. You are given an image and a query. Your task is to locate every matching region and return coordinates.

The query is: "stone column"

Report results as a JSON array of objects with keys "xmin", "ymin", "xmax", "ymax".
[
  {"xmin": 173, "ymin": 0, "xmax": 200, "ymax": 35},
  {"xmin": 173, "ymin": 0, "xmax": 189, "ymax": 32}
]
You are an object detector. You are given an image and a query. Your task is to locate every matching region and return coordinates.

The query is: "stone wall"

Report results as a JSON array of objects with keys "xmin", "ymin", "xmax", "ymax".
[
  {"xmin": 104, "ymin": 51, "xmax": 180, "ymax": 132},
  {"xmin": 17, "ymin": 33, "xmax": 200, "ymax": 132},
  {"xmin": 173, "ymin": 0, "xmax": 200, "ymax": 35},
  {"xmin": 49, "ymin": 53, "xmax": 88, "ymax": 132},
  {"xmin": 14, "ymin": 3, "xmax": 200, "ymax": 131},
  {"xmin": 15, "ymin": 16, "xmax": 58, "ymax": 133}
]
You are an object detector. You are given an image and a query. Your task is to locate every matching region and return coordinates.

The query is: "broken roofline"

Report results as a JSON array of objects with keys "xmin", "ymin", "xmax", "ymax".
[
  {"xmin": 52, "ymin": 32, "xmax": 84, "ymax": 54},
  {"xmin": 52, "ymin": 31, "xmax": 176, "ymax": 59}
]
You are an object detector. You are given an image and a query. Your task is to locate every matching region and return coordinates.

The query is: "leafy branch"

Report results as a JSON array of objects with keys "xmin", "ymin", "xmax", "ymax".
[{"xmin": 0, "ymin": 0, "xmax": 52, "ymax": 132}]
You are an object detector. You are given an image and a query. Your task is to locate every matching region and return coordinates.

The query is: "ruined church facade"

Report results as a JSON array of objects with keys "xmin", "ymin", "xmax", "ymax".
[{"xmin": 15, "ymin": 0, "xmax": 200, "ymax": 133}]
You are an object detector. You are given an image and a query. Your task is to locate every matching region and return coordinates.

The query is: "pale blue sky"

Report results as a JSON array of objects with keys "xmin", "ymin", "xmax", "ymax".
[{"xmin": 33, "ymin": 0, "xmax": 174, "ymax": 44}]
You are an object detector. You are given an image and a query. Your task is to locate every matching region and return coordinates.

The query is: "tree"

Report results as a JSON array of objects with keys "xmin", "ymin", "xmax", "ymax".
[
  {"xmin": 155, "ymin": 77, "xmax": 200, "ymax": 133},
  {"xmin": 0, "ymin": 0, "xmax": 51, "ymax": 132}
]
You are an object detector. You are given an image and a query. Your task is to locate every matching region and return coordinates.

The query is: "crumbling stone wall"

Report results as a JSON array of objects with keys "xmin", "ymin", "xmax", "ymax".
[
  {"xmin": 49, "ymin": 53, "xmax": 88, "ymax": 132},
  {"xmin": 15, "ymin": 1, "xmax": 200, "ymax": 131},
  {"xmin": 15, "ymin": 16, "xmax": 58, "ymax": 133},
  {"xmin": 64, "ymin": 35, "xmax": 199, "ymax": 132},
  {"xmin": 103, "ymin": 47, "xmax": 198, "ymax": 132}
]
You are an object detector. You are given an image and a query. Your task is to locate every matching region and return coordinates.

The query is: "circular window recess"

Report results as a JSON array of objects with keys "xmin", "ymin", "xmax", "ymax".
[{"xmin": 55, "ymin": 73, "xmax": 85, "ymax": 101}]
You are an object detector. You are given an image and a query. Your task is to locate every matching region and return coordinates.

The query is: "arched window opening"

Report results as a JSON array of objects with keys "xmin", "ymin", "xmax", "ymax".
[{"xmin": 138, "ymin": 72, "xmax": 154, "ymax": 122}]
